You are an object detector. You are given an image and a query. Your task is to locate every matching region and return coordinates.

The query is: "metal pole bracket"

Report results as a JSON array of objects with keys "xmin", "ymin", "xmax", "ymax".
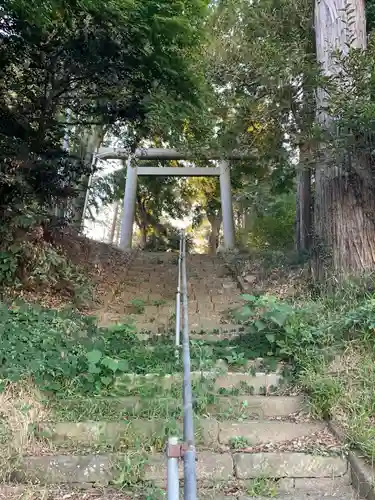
[{"xmin": 166, "ymin": 442, "xmax": 198, "ymax": 460}]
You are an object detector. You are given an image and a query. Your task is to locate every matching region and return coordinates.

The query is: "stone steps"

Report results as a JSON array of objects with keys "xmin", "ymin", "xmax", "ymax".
[
  {"xmin": 0, "ymin": 475, "xmax": 358, "ymax": 498},
  {"xmin": 45, "ymin": 395, "xmax": 304, "ymax": 421},
  {"xmin": 13, "ymin": 451, "xmax": 348, "ymax": 485},
  {"xmin": 136, "ymin": 326, "xmax": 245, "ymax": 337},
  {"xmin": 110, "ymin": 251, "xmax": 244, "ymax": 334},
  {"xmin": 36, "ymin": 419, "xmax": 324, "ymax": 450},
  {"xmin": 2, "ymin": 379, "xmax": 361, "ymax": 498},
  {"xmin": 111, "ymin": 371, "xmax": 283, "ymax": 394},
  {"xmin": 4, "ymin": 384, "xmax": 356, "ymax": 495}
]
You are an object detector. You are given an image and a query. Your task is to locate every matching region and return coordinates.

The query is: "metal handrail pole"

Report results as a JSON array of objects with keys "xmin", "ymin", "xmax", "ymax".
[
  {"xmin": 181, "ymin": 232, "xmax": 197, "ymax": 500},
  {"xmin": 175, "ymin": 235, "xmax": 182, "ymax": 347},
  {"xmin": 167, "ymin": 436, "xmax": 180, "ymax": 500}
]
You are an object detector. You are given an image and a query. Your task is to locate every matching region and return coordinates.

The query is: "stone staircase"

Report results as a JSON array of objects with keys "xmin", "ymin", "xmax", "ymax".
[
  {"xmin": 100, "ymin": 252, "xmax": 244, "ymax": 335},
  {"xmin": 2, "ymin": 252, "xmax": 362, "ymax": 498}
]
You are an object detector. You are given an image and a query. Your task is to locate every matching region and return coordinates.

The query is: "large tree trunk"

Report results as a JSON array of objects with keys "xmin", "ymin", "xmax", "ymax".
[
  {"xmin": 71, "ymin": 125, "xmax": 106, "ymax": 230},
  {"xmin": 313, "ymin": 0, "xmax": 375, "ymax": 279},
  {"xmin": 296, "ymin": 144, "xmax": 312, "ymax": 253},
  {"xmin": 207, "ymin": 212, "xmax": 222, "ymax": 255},
  {"xmin": 139, "ymin": 226, "xmax": 147, "ymax": 248}
]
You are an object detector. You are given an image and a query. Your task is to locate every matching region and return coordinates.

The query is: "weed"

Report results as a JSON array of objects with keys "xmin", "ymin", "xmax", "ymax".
[
  {"xmin": 228, "ymin": 435, "xmax": 251, "ymax": 449},
  {"xmin": 152, "ymin": 299, "xmax": 166, "ymax": 307},
  {"xmin": 246, "ymin": 477, "xmax": 277, "ymax": 497},
  {"xmin": 300, "ymin": 370, "xmax": 344, "ymax": 419},
  {"xmin": 111, "ymin": 452, "xmax": 148, "ymax": 487},
  {"xmin": 224, "ymin": 349, "xmax": 247, "ymax": 368},
  {"xmin": 130, "ymin": 299, "xmax": 146, "ymax": 314},
  {"xmin": 228, "ymin": 279, "xmax": 375, "ymax": 463}
]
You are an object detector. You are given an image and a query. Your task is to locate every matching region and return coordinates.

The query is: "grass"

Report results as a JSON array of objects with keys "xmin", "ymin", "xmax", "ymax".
[
  {"xmin": 228, "ymin": 435, "xmax": 252, "ymax": 449},
  {"xmin": 246, "ymin": 477, "xmax": 278, "ymax": 497},
  {"xmin": 27, "ymin": 374, "xmax": 274, "ymax": 422},
  {"xmin": 226, "ymin": 276, "xmax": 375, "ymax": 465},
  {"xmin": 299, "ymin": 343, "xmax": 375, "ymax": 462}
]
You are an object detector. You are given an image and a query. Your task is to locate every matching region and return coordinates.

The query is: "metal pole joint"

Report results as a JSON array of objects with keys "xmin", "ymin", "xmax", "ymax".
[{"xmin": 167, "ymin": 442, "xmax": 198, "ymax": 460}]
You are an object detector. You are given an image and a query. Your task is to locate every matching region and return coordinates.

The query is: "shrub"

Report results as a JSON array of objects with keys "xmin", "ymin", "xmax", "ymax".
[
  {"xmin": 0, "ymin": 214, "xmax": 91, "ymax": 304},
  {"xmin": 0, "ymin": 302, "xmax": 139, "ymax": 395},
  {"xmin": 245, "ymin": 193, "xmax": 296, "ymax": 251}
]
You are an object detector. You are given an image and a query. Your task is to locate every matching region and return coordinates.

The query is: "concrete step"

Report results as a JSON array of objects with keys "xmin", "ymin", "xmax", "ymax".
[
  {"xmin": 36, "ymin": 419, "xmax": 323, "ymax": 450},
  {"xmin": 234, "ymin": 452, "xmax": 348, "ymax": 479},
  {"xmin": 136, "ymin": 327, "xmax": 244, "ymax": 338},
  {"xmin": 0, "ymin": 476, "xmax": 360, "ymax": 499},
  {"xmin": 215, "ymin": 497, "xmax": 358, "ymax": 500},
  {"xmin": 12, "ymin": 451, "xmax": 348, "ymax": 485},
  {"xmin": 46, "ymin": 395, "xmax": 304, "ymax": 421},
  {"xmin": 112, "ymin": 371, "xmax": 283, "ymax": 395}
]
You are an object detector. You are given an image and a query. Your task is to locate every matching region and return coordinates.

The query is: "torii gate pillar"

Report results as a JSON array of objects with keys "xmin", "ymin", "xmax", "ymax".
[
  {"xmin": 219, "ymin": 160, "xmax": 236, "ymax": 250},
  {"xmin": 120, "ymin": 157, "xmax": 138, "ymax": 249}
]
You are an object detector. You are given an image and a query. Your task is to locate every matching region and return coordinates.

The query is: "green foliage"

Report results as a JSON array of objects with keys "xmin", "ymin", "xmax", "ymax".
[
  {"xmin": 0, "ymin": 252, "xmax": 18, "ymax": 286},
  {"xmin": 232, "ymin": 279, "xmax": 375, "ymax": 370},
  {"xmin": 228, "ymin": 436, "xmax": 251, "ymax": 449},
  {"xmin": 246, "ymin": 477, "xmax": 277, "ymax": 498},
  {"xmin": 0, "ymin": 216, "xmax": 91, "ymax": 302},
  {"xmin": 0, "ymin": 0, "xmax": 211, "ymax": 239},
  {"xmin": 232, "ymin": 277, "xmax": 375, "ymax": 463},
  {"xmin": 0, "ymin": 303, "xmax": 217, "ymax": 396},
  {"xmin": 300, "ymin": 371, "xmax": 344, "ymax": 419},
  {"xmin": 233, "ymin": 294, "xmax": 324, "ymax": 363},
  {"xmin": 0, "ymin": 303, "xmax": 142, "ymax": 394},
  {"xmin": 208, "ymin": 0, "xmax": 316, "ymax": 179},
  {"xmin": 130, "ymin": 299, "xmax": 146, "ymax": 314},
  {"xmin": 244, "ymin": 193, "xmax": 296, "ymax": 251}
]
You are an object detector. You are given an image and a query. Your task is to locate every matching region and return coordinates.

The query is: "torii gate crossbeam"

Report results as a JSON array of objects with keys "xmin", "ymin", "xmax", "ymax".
[{"xmin": 96, "ymin": 148, "xmax": 239, "ymax": 250}]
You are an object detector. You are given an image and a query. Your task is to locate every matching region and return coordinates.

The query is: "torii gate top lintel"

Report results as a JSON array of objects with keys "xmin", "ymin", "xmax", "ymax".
[{"xmin": 96, "ymin": 147, "xmax": 250, "ymax": 162}]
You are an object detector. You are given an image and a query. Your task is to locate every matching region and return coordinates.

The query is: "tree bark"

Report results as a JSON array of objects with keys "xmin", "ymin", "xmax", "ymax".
[
  {"xmin": 313, "ymin": 0, "xmax": 375, "ymax": 279},
  {"xmin": 207, "ymin": 211, "xmax": 222, "ymax": 255},
  {"xmin": 139, "ymin": 226, "xmax": 147, "ymax": 248},
  {"xmin": 71, "ymin": 125, "xmax": 106, "ymax": 230}
]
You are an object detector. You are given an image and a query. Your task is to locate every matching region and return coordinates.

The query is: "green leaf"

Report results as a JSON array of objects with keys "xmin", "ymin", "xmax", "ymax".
[
  {"xmin": 255, "ymin": 320, "xmax": 267, "ymax": 331},
  {"xmin": 101, "ymin": 357, "xmax": 120, "ymax": 372},
  {"xmin": 268, "ymin": 311, "xmax": 288, "ymax": 327},
  {"xmin": 234, "ymin": 306, "xmax": 253, "ymax": 319},
  {"xmin": 266, "ymin": 334, "xmax": 276, "ymax": 344},
  {"xmin": 117, "ymin": 359, "xmax": 129, "ymax": 372},
  {"xmin": 88, "ymin": 363, "xmax": 101, "ymax": 374},
  {"xmin": 100, "ymin": 376, "xmax": 113, "ymax": 386},
  {"xmin": 86, "ymin": 349, "xmax": 102, "ymax": 364}
]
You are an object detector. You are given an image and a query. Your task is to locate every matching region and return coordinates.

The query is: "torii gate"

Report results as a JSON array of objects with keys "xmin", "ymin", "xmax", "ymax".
[{"xmin": 96, "ymin": 147, "xmax": 243, "ymax": 250}]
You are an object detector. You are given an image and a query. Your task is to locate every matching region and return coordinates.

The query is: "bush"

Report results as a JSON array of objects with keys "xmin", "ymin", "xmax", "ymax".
[
  {"xmin": 0, "ymin": 302, "xmax": 181, "ymax": 396},
  {"xmin": 245, "ymin": 193, "xmax": 296, "ymax": 251},
  {"xmin": 232, "ymin": 283, "xmax": 375, "ymax": 461},
  {"xmin": 232, "ymin": 284, "xmax": 375, "ymax": 372},
  {"xmin": 0, "ymin": 303, "xmax": 141, "ymax": 395},
  {"xmin": 0, "ymin": 214, "xmax": 91, "ymax": 304}
]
